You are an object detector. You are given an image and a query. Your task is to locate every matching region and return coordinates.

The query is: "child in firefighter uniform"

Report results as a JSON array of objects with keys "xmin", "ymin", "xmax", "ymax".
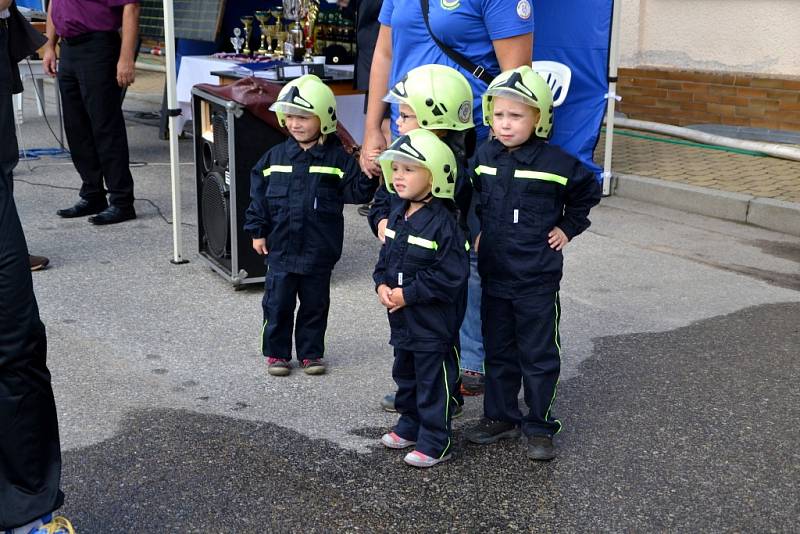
[
  {"xmin": 373, "ymin": 129, "xmax": 469, "ymax": 468},
  {"xmin": 367, "ymin": 64, "xmax": 480, "ymax": 412},
  {"xmin": 464, "ymin": 66, "xmax": 601, "ymax": 460},
  {"xmin": 244, "ymin": 75, "xmax": 377, "ymax": 376}
]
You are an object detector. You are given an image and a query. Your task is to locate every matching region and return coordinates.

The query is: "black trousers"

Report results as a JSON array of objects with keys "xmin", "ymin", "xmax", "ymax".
[
  {"xmin": 392, "ymin": 346, "xmax": 459, "ymax": 458},
  {"xmin": 58, "ymin": 31, "xmax": 134, "ymax": 208},
  {"xmin": 0, "ymin": 28, "xmax": 64, "ymax": 525},
  {"xmin": 261, "ymin": 268, "xmax": 332, "ymax": 360},
  {"xmin": 481, "ymin": 290, "xmax": 563, "ymax": 437}
]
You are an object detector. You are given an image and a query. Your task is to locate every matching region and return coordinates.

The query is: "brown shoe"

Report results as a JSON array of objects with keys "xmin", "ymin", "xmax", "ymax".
[{"xmin": 29, "ymin": 254, "xmax": 50, "ymax": 271}]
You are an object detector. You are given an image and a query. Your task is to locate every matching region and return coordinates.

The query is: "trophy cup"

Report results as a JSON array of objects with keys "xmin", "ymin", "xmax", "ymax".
[
  {"xmin": 303, "ymin": 0, "xmax": 320, "ymax": 62},
  {"xmin": 255, "ymin": 11, "xmax": 271, "ymax": 57},
  {"xmin": 270, "ymin": 6, "xmax": 284, "ymax": 59},
  {"xmin": 230, "ymin": 27, "xmax": 245, "ymax": 56},
  {"xmin": 240, "ymin": 16, "xmax": 253, "ymax": 56}
]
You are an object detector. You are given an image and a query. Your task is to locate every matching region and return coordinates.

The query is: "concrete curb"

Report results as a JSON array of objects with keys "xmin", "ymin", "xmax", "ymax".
[{"xmin": 614, "ymin": 174, "xmax": 800, "ymax": 237}]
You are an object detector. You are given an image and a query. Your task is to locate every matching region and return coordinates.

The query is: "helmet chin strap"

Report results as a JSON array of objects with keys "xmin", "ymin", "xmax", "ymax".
[{"xmin": 409, "ymin": 191, "xmax": 433, "ymax": 204}]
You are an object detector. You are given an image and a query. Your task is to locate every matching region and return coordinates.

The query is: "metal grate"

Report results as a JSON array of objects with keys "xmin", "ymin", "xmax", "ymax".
[
  {"xmin": 201, "ymin": 171, "xmax": 229, "ymax": 260},
  {"xmin": 212, "ymin": 112, "xmax": 229, "ymax": 169}
]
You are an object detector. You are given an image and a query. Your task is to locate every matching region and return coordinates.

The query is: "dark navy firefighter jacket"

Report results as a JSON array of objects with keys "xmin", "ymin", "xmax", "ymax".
[
  {"xmin": 472, "ymin": 137, "xmax": 602, "ymax": 298},
  {"xmin": 373, "ymin": 198, "xmax": 469, "ymax": 352},
  {"xmin": 244, "ymin": 135, "xmax": 378, "ymax": 274}
]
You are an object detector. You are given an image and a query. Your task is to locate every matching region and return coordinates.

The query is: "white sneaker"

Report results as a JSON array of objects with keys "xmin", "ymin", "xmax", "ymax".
[
  {"xmin": 380, "ymin": 432, "xmax": 416, "ymax": 449},
  {"xmin": 403, "ymin": 450, "xmax": 451, "ymax": 468}
]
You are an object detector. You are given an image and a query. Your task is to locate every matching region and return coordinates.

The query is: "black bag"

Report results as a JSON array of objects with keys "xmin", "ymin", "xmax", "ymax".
[{"xmin": 419, "ymin": 0, "xmax": 494, "ymax": 84}]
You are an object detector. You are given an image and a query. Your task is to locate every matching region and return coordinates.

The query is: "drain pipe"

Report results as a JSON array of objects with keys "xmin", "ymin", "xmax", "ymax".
[{"xmin": 610, "ymin": 117, "xmax": 800, "ymax": 163}]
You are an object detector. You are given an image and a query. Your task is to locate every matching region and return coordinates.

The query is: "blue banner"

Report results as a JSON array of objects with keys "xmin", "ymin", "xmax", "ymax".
[{"xmin": 534, "ymin": 0, "xmax": 613, "ymax": 180}]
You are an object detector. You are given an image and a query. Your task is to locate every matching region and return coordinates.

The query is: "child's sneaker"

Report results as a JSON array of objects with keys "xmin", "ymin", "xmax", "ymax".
[
  {"xmin": 267, "ymin": 357, "xmax": 291, "ymax": 376},
  {"xmin": 380, "ymin": 393, "xmax": 397, "ymax": 412},
  {"xmin": 403, "ymin": 450, "xmax": 451, "ymax": 468},
  {"xmin": 460, "ymin": 370, "xmax": 484, "ymax": 396},
  {"xmin": 28, "ymin": 515, "xmax": 75, "ymax": 534},
  {"xmin": 380, "ymin": 431, "xmax": 416, "ymax": 449},
  {"xmin": 465, "ymin": 417, "xmax": 520, "ymax": 444},
  {"xmin": 527, "ymin": 434, "xmax": 556, "ymax": 461},
  {"xmin": 301, "ymin": 358, "xmax": 326, "ymax": 375}
]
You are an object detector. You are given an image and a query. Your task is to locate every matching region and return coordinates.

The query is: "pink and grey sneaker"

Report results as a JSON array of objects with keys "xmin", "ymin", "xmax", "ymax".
[
  {"xmin": 380, "ymin": 431, "xmax": 416, "ymax": 449},
  {"xmin": 301, "ymin": 358, "xmax": 326, "ymax": 375},
  {"xmin": 403, "ymin": 450, "xmax": 451, "ymax": 468},
  {"xmin": 267, "ymin": 357, "xmax": 291, "ymax": 376}
]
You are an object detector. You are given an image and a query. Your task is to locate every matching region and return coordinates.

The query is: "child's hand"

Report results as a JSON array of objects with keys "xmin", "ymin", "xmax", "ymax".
[
  {"xmin": 377, "ymin": 284, "xmax": 394, "ymax": 309},
  {"xmin": 388, "ymin": 288, "xmax": 406, "ymax": 313},
  {"xmin": 252, "ymin": 238, "xmax": 269, "ymax": 255},
  {"xmin": 474, "ymin": 232, "xmax": 481, "ymax": 253},
  {"xmin": 547, "ymin": 227, "xmax": 569, "ymax": 251},
  {"xmin": 377, "ymin": 219, "xmax": 388, "ymax": 243}
]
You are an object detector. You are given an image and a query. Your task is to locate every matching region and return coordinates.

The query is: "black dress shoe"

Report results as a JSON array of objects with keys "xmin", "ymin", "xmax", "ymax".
[
  {"xmin": 88, "ymin": 205, "xmax": 136, "ymax": 225},
  {"xmin": 57, "ymin": 198, "xmax": 108, "ymax": 218}
]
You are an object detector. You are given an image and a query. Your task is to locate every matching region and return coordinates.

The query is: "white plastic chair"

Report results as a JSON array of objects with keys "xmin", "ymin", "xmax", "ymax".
[{"xmin": 532, "ymin": 60, "xmax": 572, "ymax": 107}]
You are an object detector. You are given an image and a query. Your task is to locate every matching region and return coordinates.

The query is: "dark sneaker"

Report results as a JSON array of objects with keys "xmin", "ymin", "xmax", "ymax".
[
  {"xmin": 267, "ymin": 357, "xmax": 291, "ymax": 376},
  {"xmin": 452, "ymin": 402, "xmax": 464, "ymax": 419},
  {"xmin": 29, "ymin": 254, "xmax": 50, "ymax": 271},
  {"xmin": 465, "ymin": 418, "xmax": 520, "ymax": 444},
  {"xmin": 527, "ymin": 434, "xmax": 556, "ymax": 461},
  {"xmin": 301, "ymin": 358, "xmax": 326, "ymax": 375},
  {"xmin": 460, "ymin": 370, "xmax": 485, "ymax": 396},
  {"xmin": 357, "ymin": 203, "xmax": 372, "ymax": 217},
  {"xmin": 380, "ymin": 393, "xmax": 397, "ymax": 413}
]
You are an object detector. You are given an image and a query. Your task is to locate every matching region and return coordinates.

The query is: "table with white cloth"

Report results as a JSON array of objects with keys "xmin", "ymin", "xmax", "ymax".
[{"xmin": 176, "ymin": 56, "xmax": 366, "ymax": 143}]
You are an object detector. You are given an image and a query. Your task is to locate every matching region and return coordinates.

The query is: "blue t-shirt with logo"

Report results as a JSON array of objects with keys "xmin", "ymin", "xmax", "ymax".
[{"xmin": 379, "ymin": 0, "xmax": 534, "ymax": 142}]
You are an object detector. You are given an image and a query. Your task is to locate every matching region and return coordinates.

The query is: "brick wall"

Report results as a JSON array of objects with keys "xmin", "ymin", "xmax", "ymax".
[{"xmin": 617, "ymin": 68, "xmax": 800, "ymax": 132}]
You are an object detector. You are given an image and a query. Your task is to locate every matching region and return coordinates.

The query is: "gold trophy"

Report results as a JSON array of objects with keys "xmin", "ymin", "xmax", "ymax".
[
  {"xmin": 255, "ymin": 11, "xmax": 271, "ymax": 57},
  {"xmin": 270, "ymin": 6, "xmax": 285, "ymax": 59},
  {"xmin": 240, "ymin": 16, "xmax": 254, "ymax": 56},
  {"xmin": 303, "ymin": 0, "xmax": 320, "ymax": 62}
]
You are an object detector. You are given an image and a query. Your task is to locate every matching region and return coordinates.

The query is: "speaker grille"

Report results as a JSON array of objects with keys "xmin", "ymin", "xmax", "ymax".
[
  {"xmin": 212, "ymin": 112, "xmax": 229, "ymax": 168},
  {"xmin": 201, "ymin": 171, "xmax": 229, "ymax": 259}
]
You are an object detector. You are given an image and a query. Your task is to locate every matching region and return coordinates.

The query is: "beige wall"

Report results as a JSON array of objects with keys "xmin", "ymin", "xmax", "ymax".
[{"xmin": 618, "ymin": 0, "xmax": 800, "ymax": 77}]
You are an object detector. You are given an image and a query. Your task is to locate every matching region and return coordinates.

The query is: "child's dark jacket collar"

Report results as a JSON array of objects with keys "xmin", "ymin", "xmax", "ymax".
[
  {"xmin": 285, "ymin": 133, "xmax": 343, "ymax": 160},
  {"xmin": 390, "ymin": 197, "xmax": 446, "ymax": 231},
  {"xmin": 485, "ymin": 136, "xmax": 546, "ymax": 165}
]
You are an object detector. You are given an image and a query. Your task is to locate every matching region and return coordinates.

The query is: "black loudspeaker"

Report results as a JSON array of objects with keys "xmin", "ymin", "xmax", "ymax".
[{"xmin": 192, "ymin": 87, "xmax": 286, "ymax": 286}]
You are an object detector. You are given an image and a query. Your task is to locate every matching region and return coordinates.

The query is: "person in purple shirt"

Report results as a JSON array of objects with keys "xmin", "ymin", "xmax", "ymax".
[{"xmin": 42, "ymin": 0, "xmax": 141, "ymax": 225}]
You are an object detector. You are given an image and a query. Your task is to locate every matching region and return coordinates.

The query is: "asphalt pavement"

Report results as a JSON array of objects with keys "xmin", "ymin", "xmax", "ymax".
[{"xmin": 10, "ymin": 85, "xmax": 800, "ymax": 532}]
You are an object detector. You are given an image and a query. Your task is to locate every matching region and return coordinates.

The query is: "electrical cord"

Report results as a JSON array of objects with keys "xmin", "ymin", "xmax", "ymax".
[
  {"xmin": 24, "ymin": 58, "xmax": 69, "ymax": 154},
  {"xmin": 14, "ymin": 178, "xmax": 195, "ymax": 227}
]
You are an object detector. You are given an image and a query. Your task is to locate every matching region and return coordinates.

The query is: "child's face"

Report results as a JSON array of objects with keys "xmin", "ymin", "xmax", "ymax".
[
  {"xmin": 396, "ymin": 103, "xmax": 420, "ymax": 134},
  {"xmin": 285, "ymin": 113, "xmax": 322, "ymax": 145},
  {"xmin": 491, "ymin": 96, "xmax": 540, "ymax": 149},
  {"xmin": 391, "ymin": 161, "xmax": 432, "ymax": 200}
]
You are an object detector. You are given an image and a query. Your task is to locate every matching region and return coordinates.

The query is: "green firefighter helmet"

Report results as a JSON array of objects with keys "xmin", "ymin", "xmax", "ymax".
[
  {"xmin": 269, "ymin": 74, "xmax": 338, "ymax": 134},
  {"xmin": 384, "ymin": 64, "xmax": 474, "ymax": 131},
  {"xmin": 377, "ymin": 129, "xmax": 457, "ymax": 199},
  {"xmin": 482, "ymin": 65, "xmax": 554, "ymax": 139}
]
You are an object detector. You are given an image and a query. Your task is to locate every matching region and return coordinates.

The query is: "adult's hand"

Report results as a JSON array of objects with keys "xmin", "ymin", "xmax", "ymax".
[
  {"xmin": 117, "ymin": 57, "xmax": 135, "ymax": 88},
  {"xmin": 359, "ymin": 127, "xmax": 386, "ymax": 177},
  {"xmin": 42, "ymin": 45, "xmax": 58, "ymax": 77}
]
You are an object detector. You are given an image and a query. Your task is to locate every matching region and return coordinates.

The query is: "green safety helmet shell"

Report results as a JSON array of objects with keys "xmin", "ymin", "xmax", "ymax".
[
  {"xmin": 384, "ymin": 64, "xmax": 474, "ymax": 131},
  {"xmin": 377, "ymin": 129, "xmax": 457, "ymax": 200},
  {"xmin": 269, "ymin": 74, "xmax": 338, "ymax": 134},
  {"xmin": 481, "ymin": 66, "xmax": 554, "ymax": 139}
]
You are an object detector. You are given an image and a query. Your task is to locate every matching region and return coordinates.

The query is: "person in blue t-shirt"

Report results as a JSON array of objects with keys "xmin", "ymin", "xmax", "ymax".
[{"xmin": 359, "ymin": 0, "xmax": 534, "ymax": 398}]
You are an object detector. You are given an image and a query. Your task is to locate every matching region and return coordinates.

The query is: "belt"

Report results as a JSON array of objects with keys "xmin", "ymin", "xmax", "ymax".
[{"xmin": 62, "ymin": 30, "xmax": 119, "ymax": 46}]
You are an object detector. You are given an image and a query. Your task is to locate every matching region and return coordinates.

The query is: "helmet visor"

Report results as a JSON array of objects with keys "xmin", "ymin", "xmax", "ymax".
[
  {"xmin": 382, "ymin": 91, "xmax": 408, "ymax": 105},
  {"xmin": 485, "ymin": 87, "xmax": 539, "ymax": 109},
  {"xmin": 269, "ymin": 101, "xmax": 315, "ymax": 117},
  {"xmin": 376, "ymin": 150, "xmax": 426, "ymax": 170}
]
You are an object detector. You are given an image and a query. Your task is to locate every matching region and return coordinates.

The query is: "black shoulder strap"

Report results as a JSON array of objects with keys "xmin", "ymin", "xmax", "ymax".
[{"xmin": 419, "ymin": 0, "xmax": 494, "ymax": 84}]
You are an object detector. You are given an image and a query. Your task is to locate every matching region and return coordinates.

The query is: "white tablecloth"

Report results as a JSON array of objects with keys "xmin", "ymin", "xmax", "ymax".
[{"xmin": 176, "ymin": 56, "xmax": 365, "ymax": 143}]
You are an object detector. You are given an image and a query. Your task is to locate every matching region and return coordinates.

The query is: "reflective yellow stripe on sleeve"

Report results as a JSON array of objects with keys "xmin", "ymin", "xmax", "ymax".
[
  {"xmin": 465, "ymin": 240, "xmax": 470, "ymax": 252},
  {"xmin": 309, "ymin": 166, "xmax": 345, "ymax": 179},
  {"xmin": 263, "ymin": 165, "xmax": 293, "ymax": 176},
  {"xmin": 514, "ymin": 170, "xmax": 568, "ymax": 185},
  {"xmin": 408, "ymin": 235, "xmax": 438, "ymax": 250},
  {"xmin": 474, "ymin": 165, "xmax": 497, "ymax": 176},
  {"xmin": 384, "ymin": 228, "xmax": 396, "ymax": 239}
]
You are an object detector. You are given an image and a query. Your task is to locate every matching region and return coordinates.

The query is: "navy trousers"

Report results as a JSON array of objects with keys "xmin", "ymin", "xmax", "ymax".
[
  {"xmin": 0, "ymin": 55, "xmax": 64, "ymax": 526},
  {"xmin": 261, "ymin": 268, "xmax": 331, "ymax": 360},
  {"xmin": 481, "ymin": 290, "xmax": 562, "ymax": 437},
  {"xmin": 392, "ymin": 347, "xmax": 459, "ymax": 458}
]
